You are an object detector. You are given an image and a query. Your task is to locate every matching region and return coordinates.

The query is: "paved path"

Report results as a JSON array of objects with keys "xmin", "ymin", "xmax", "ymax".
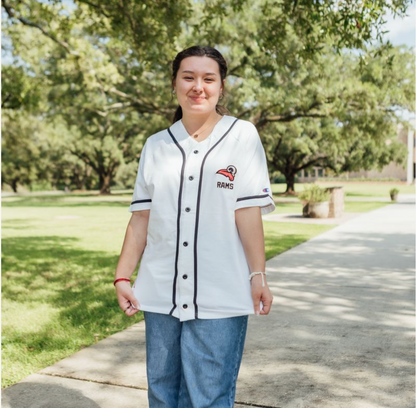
[{"xmin": 2, "ymin": 197, "xmax": 414, "ymax": 408}]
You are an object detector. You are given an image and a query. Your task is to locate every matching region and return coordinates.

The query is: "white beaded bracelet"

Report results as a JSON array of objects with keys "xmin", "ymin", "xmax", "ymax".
[{"xmin": 249, "ymin": 271, "xmax": 267, "ymax": 287}]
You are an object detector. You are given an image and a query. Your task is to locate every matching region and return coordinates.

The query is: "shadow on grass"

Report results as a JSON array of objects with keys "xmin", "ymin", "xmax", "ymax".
[
  {"xmin": 2, "ymin": 236, "xmax": 142, "ymax": 364},
  {"xmin": 3, "ymin": 191, "xmax": 131, "ymax": 199},
  {"xmin": 2, "ymin": 196, "xmax": 131, "ymax": 208}
]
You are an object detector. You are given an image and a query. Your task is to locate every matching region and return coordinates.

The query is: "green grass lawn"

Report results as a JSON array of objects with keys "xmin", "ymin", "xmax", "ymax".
[
  {"xmin": 1, "ymin": 204, "xmax": 136, "ymax": 388},
  {"xmin": 271, "ymin": 181, "xmax": 415, "ymax": 197},
  {"xmin": 0, "ymin": 189, "xmax": 395, "ymax": 388},
  {"xmin": 263, "ymin": 221, "xmax": 333, "ymax": 260}
]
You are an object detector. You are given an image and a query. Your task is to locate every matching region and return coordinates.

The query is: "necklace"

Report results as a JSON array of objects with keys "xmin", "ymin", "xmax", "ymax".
[{"xmin": 190, "ymin": 115, "xmax": 222, "ymax": 139}]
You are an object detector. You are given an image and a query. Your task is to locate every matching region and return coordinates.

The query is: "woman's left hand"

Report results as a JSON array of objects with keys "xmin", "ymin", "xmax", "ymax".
[{"xmin": 251, "ymin": 274, "xmax": 273, "ymax": 315}]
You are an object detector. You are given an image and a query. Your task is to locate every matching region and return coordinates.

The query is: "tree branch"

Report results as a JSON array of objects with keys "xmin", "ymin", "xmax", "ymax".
[
  {"xmin": 2, "ymin": 0, "xmax": 71, "ymax": 53},
  {"xmin": 76, "ymin": 0, "xmax": 111, "ymax": 18},
  {"xmin": 257, "ymin": 96, "xmax": 336, "ymax": 127}
]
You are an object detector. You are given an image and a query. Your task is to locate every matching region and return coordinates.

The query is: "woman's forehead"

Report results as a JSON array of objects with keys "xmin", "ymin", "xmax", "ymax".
[{"xmin": 179, "ymin": 56, "xmax": 219, "ymax": 75}]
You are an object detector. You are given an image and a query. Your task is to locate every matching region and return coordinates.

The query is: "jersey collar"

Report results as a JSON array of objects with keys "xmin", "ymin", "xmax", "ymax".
[{"xmin": 168, "ymin": 115, "xmax": 237, "ymax": 148}]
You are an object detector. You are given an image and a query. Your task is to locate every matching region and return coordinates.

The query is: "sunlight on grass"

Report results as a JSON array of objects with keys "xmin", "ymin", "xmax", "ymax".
[
  {"xmin": 271, "ymin": 182, "xmax": 415, "ymax": 197},
  {"xmin": 264, "ymin": 221, "xmax": 334, "ymax": 260}
]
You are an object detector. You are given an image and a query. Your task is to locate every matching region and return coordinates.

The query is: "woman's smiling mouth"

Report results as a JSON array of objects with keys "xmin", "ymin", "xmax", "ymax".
[{"xmin": 190, "ymin": 96, "xmax": 205, "ymax": 102}]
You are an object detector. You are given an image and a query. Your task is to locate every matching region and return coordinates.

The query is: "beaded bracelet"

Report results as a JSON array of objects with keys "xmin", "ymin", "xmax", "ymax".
[
  {"xmin": 249, "ymin": 271, "xmax": 267, "ymax": 287},
  {"xmin": 113, "ymin": 277, "xmax": 131, "ymax": 286}
]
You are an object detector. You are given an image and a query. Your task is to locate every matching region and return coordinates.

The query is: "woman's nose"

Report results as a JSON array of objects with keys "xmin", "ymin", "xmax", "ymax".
[{"xmin": 193, "ymin": 80, "xmax": 203, "ymax": 92}]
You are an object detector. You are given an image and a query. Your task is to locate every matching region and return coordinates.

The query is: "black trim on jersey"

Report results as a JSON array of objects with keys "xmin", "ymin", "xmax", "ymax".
[
  {"xmin": 130, "ymin": 199, "xmax": 152, "ymax": 205},
  {"xmin": 193, "ymin": 118, "xmax": 240, "ymax": 319},
  {"xmin": 236, "ymin": 194, "xmax": 273, "ymax": 202},
  {"xmin": 167, "ymin": 128, "xmax": 186, "ymax": 317}
]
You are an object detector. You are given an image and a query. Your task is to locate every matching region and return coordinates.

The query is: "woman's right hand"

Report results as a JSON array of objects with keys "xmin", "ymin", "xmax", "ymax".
[{"xmin": 115, "ymin": 281, "xmax": 141, "ymax": 317}]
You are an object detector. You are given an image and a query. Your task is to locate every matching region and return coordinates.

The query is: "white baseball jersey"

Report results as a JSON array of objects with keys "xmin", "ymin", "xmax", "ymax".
[{"xmin": 128, "ymin": 114, "xmax": 275, "ymax": 322}]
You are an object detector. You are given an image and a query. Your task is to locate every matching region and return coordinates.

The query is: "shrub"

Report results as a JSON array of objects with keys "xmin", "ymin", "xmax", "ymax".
[
  {"xmin": 298, "ymin": 184, "xmax": 330, "ymax": 203},
  {"xmin": 389, "ymin": 188, "xmax": 399, "ymax": 195}
]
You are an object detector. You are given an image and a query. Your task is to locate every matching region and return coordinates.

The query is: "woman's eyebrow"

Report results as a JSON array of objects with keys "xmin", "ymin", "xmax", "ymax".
[{"xmin": 181, "ymin": 70, "xmax": 217, "ymax": 76}]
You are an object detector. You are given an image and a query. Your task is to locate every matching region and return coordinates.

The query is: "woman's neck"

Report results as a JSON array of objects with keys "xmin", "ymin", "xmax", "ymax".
[{"xmin": 181, "ymin": 111, "xmax": 222, "ymax": 136}]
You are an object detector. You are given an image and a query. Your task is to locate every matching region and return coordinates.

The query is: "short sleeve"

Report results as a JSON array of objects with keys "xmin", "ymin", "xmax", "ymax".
[
  {"xmin": 235, "ymin": 126, "xmax": 275, "ymax": 215},
  {"xmin": 128, "ymin": 141, "xmax": 152, "ymax": 213}
]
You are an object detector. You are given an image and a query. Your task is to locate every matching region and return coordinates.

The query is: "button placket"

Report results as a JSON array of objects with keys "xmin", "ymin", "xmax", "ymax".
[{"xmin": 177, "ymin": 145, "xmax": 204, "ymax": 319}]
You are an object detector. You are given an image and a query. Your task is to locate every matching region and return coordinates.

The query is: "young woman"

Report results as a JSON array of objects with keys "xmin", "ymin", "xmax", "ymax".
[{"xmin": 114, "ymin": 45, "xmax": 275, "ymax": 408}]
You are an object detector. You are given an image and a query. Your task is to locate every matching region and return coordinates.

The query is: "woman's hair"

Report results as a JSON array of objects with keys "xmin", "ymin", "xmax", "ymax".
[{"xmin": 170, "ymin": 45, "xmax": 230, "ymax": 123}]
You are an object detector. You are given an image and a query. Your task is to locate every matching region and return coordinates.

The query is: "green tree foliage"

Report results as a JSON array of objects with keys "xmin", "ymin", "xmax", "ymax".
[
  {"xmin": 2, "ymin": 111, "xmax": 42, "ymax": 192},
  {"xmin": 255, "ymin": 44, "xmax": 414, "ymax": 192},
  {"xmin": 1, "ymin": 63, "xmax": 49, "ymax": 192},
  {"xmin": 1, "ymin": 63, "xmax": 94, "ymax": 192},
  {"xmin": 2, "ymin": 0, "xmax": 188, "ymax": 193},
  {"xmin": 2, "ymin": 0, "xmax": 414, "ymax": 193},
  {"xmin": 176, "ymin": 1, "xmax": 415, "ymax": 192}
]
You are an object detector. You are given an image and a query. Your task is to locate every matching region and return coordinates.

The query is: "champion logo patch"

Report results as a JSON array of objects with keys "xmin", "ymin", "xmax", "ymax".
[{"xmin": 262, "ymin": 187, "xmax": 270, "ymax": 192}]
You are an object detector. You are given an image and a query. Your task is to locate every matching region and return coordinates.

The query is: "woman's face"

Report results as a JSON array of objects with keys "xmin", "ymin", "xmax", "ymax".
[{"xmin": 173, "ymin": 56, "xmax": 223, "ymax": 116}]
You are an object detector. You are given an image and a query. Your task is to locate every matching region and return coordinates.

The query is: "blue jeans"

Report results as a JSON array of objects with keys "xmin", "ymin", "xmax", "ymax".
[{"xmin": 143, "ymin": 311, "xmax": 249, "ymax": 408}]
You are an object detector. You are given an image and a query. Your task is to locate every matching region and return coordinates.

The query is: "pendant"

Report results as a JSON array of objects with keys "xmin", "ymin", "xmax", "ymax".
[{"xmin": 193, "ymin": 134, "xmax": 198, "ymax": 138}]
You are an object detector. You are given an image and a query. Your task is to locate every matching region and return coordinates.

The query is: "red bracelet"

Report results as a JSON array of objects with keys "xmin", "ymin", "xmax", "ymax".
[{"xmin": 114, "ymin": 278, "xmax": 131, "ymax": 286}]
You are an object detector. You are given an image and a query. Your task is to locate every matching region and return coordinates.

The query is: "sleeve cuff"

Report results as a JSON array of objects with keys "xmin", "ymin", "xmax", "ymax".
[
  {"xmin": 235, "ymin": 194, "xmax": 275, "ymax": 215},
  {"xmin": 128, "ymin": 199, "xmax": 152, "ymax": 212}
]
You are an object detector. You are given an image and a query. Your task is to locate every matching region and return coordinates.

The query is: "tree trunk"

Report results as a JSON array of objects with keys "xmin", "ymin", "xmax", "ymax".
[
  {"xmin": 99, "ymin": 173, "xmax": 112, "ymax": 195},
  {"xmin": 285, "ymin": 173, "xmax": 296, "ymax": 194},
  {"xmin": 11, "ymin": 179, "xmax": 18, "ymax": 193},
  {"xmin": 73, "ymin": 171, "xmax": 85, "ymax": 190}
]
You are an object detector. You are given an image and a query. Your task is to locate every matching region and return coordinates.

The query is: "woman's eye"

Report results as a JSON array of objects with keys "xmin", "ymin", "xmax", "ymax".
[{"xmin": 184, "ymin": 77, "xmax": 214, "ymax": 81}]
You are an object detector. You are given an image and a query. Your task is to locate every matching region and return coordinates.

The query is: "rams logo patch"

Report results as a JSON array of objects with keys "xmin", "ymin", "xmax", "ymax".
[
  {"xmin": 216, "ymin": 165, "xmax": 237, "ymax": 189},
  {"xmin": 216, "ymin": 165, "xmax": 237, "ymax": 181}
]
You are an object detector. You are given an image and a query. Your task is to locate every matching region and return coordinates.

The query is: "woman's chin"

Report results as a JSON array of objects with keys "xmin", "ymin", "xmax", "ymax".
[{"xmin": 185, "ymin": 106, "xmax": 212, "ymax": 114}]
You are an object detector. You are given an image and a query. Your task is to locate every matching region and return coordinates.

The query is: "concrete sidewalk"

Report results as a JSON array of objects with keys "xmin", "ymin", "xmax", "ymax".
[{"xmin": 2, "ymin": 197, "xmax": 415, "ymax": 408}]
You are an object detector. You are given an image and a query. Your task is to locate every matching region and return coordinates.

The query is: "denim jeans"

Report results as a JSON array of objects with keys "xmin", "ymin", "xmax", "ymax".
[{"xmin": 143, "ymin": 311, "xmax": 249, "ymax": 408}]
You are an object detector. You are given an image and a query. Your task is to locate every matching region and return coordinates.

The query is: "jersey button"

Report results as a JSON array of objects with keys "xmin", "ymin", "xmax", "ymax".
[
  {"xmin": 183, "ymin": 304, "xmax": 188, "ymax": 309},
  {"xmin": 183, "ymin": 241, "xmax": 188, "ymax": 247},
  {"xmin": 189, "ymin": 176, "xmax": 194, "ymax": 181},
  {"xmin": 183, "ymin": 274, "xmax": 188, "ymax": 279},
  {"xmin": 185, "ymin": 207, "xmax": 191, "ymax": 212},
  {"xmin": 193, "ymin": 150, "xmax": 199, "ymax": 154}
]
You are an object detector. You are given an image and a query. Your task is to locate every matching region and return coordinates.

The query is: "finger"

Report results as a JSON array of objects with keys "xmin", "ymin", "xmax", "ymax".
[
  {"xmin": 125, "ymin": 297, "xmax": 142, "ymax": 314},
  {"xmin": 252, "ymin": 295, "xmax": 261, "ymax": 316},
  {"xmin": 260, "ymin": 298, "xmax": 272, "ymax": 315},
  {"xmin": 120, "ymin": 297, "xmax": 131, "ymax": 311},
  {"xmin": 119, "ymin": 293, "xmax": 140, "ymax": 311},
  {"xmin": 127, "ymin": 296, "xmax": 140, "ymax": 310},
  {"xmin": 124, "ymin": 305, "xmax": 138, "ymax": 316}
]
